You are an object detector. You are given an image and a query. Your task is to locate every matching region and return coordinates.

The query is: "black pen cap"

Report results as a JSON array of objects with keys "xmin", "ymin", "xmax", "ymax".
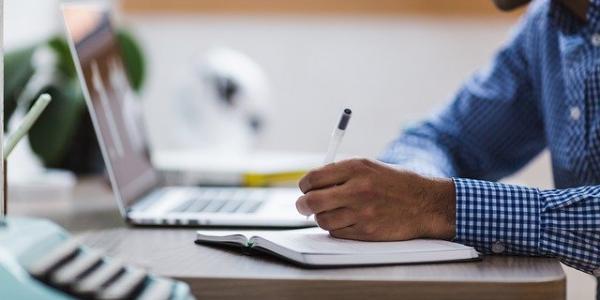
[{"xmin": 337, "ymin": 108, "xmax": 352, "ymax": 130}]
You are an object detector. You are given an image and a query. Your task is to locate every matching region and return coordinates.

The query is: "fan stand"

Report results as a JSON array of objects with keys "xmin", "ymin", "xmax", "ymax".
[
  {"xmin": 0, "ymin": 0, "xmax": 4, "ymax": 227},
  {"xmin": 0, "ymin": 160, "xmax": 5, "ymax": 226},
  {"xmin": 0, "ymin": 163, "xmax": 5, "ymax": 227}
]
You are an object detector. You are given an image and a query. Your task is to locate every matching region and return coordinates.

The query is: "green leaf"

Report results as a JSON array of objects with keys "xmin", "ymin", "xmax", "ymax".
[
  {"xmin": 117, "ymin": 30, "xmax": 146, "ymax": 91},
  {"xmin": 28, "ymin": 80, "xmax": 85, "ymax": 167},
  {"xmin": 5, "ymin": 28, "xmax": 146, "ymax": 168},
  {"xmin": 47, "ymin": 37, "xmax": 77, "ymax": 78},
  {"xmin": 4, "ymin": 47, "xmax": 35, "ymax": 128}
]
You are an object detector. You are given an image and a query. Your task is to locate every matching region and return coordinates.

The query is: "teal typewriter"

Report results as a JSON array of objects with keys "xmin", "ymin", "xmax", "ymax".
[
  {"xmin": 0, "ymin": 75, "xmax": 195, "ymax": 298},
  {"xmin": 0, "ymin": 217, "xmax": 195, "ymax": 300}
]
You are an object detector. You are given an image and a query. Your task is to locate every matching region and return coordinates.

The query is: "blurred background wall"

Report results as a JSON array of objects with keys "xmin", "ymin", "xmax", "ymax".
[
  {"xmin": 117, "ymin": 1, "xmax": 552, "ymax": 190},
  {"xmin": 6, "ymin": 0, "xmax": 547, "ymax": 185},
  {"xmin": 5, "ymin": 1, "xmax": 594, "ymax": 298}
]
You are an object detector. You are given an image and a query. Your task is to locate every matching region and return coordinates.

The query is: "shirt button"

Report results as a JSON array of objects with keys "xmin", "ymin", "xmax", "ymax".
[
  {"xmin": 491, "ymin": 241, "xmax": 505, "ymax": 254},
  {"xmin": 592, "ymin": 33, "xmax": 600, "ymax": 47},
  {"xmin": 570, "ymin": 106, "xmax": 581, "ymax": 121}
]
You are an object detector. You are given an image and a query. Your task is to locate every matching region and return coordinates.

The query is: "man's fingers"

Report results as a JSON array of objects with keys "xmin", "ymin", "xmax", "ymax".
[
  {"xmin": 298, "ymin": 161, "xmax": 356, "ymax": 193},
  {"xmin": 314, "ymin": 207, "xmax": 356, "ymax": 231},
  {"xmin": 328, "ymin": 225, "xmax": 362, "ymax": 240},
  {"xmin": 295, "ymin": 185, "xmax": 351, "ymax": 216}
]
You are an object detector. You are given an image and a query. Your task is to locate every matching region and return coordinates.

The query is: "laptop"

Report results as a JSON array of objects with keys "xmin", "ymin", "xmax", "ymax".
[{"xmin": 61, "ymin": 2, "xmax": 315, "ymax": 228}]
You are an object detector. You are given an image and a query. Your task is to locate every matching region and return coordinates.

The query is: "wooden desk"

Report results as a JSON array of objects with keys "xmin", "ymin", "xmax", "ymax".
[{"xmin": 11, "ymin": 177, "xmax": 566, "ymax": 300}]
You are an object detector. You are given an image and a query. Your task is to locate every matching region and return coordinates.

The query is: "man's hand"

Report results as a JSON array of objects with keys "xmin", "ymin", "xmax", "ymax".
[{"xmin": 296, "ymin": 158, "xmax": 456, "ymax": 241}]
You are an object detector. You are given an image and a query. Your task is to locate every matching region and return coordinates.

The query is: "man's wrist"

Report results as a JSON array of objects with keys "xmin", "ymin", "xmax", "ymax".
[{"xmin": 422, "ymin": 177, "xmax": 456, "ymax": 240}]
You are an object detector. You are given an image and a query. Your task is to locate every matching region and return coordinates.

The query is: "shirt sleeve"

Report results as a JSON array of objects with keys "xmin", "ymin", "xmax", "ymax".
[
  {"xmin": 379, "ymin": 9, "xmax": 545, "ymax": 180},
  {"xmin": 378, "ymin": 5, "xmax": 600, "ymax": 274},
  {"xmin": 454, "ymin": 178, "xmax": 600, "ymax": 275}
]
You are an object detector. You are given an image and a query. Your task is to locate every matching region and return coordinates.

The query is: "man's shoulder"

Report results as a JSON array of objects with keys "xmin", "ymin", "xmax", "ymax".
[
  {"xmin": 504, "ymin": 0, "xmax": 556, "ymax": 51},
  {"xmin": 522, "ymin": 0, "xmax": 554, "ymax": 31},
  {"xmin": 528, "ymin": 0, "xmax": 551, "ymax": 16}
]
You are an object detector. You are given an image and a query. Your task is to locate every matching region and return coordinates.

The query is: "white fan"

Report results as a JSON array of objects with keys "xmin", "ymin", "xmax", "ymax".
[{"xmin": 172, "ymin": 47, "xmax": 271, "ymax": 154}]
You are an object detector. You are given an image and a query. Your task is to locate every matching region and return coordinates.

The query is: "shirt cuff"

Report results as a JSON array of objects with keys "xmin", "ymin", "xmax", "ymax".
[{"xmin": 453, "ymin": 178, "xmax": 541, "ymax": 256}]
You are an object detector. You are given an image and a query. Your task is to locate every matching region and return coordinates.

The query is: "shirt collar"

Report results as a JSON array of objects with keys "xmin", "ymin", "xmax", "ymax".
[
  {"xmin": 587, "ymin": 0, "xmax": 600, "ymax": 30},
  {"xmin": 550, "ymin": 0, "xmax": 600, "ymax": 35}
]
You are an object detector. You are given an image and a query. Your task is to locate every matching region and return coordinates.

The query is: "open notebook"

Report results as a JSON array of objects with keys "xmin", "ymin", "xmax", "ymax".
[{"xmin": 196, "ymin": 227, "xmax": 479, "ymax": 267}]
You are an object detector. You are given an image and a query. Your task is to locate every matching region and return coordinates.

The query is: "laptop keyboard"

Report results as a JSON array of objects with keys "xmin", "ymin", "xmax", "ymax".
[{"xmin": 170, "ymin": 188, "xmax": 266, "ymax": 214}]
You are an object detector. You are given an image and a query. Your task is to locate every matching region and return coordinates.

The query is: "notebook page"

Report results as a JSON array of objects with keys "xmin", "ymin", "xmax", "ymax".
[
  {"xmin": 255, "ymin": 227, "xmax": 471, "ymax": 255},
  {"xmin": 196, "ymin": 230, "xmax": 253, "ymax": 246}
]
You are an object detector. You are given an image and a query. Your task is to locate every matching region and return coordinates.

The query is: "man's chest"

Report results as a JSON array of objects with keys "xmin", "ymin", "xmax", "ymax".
[{"xmin": 541, "ymin": 32, "xmax": 600, "ymax": 186}]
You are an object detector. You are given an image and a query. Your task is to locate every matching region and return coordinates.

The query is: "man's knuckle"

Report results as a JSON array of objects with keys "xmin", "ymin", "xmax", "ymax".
[
  {"xmin": 329, "ymin": 230, "xmax": 342, "ymax": 238},
  {"xmin": 304, "ymin": 172, "xmax": 317, "ymax": 186},
  {"xmin": 361, "ymin": 223, "xmax": 377, "ymax": 235},
  {"xmin": 304, "ymin": 193, "xmax": 321, "ymax": 211},
  {"xmin": 361, "ymin": 158, "xmax": 380, "ymax": 170},
  {"xmin": 355, "ymin": 180, "xmax": 374, "ymax": 198},
  {"xmin": 347, "ymin": 159, "xmax": 363, "ymax": 171},
  {"xmin": 361, "ymin": 205, "xmax": 377, "ymax": 219},
  {"xmin": 298, "ymin": 180, "xmax": 308, "ymax": 192},
  {"xmin": 315, "ymin": 214, "xmax": 332, "ymax": 230},
  {"xmin": 358, "ymin": 158, "xmax": 372, "ymax": 166},
  {"xmin": 364, "ymin": 177, "xmax": 376, "ymax": 191}
]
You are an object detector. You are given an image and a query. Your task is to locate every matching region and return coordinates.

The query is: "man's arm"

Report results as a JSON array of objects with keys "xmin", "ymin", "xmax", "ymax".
[
  {"xmin": 380, "ymin": 6, "xmax": 544, "ymax": 180},
  {"xmin": 296, "ymin": 159, "xmax": 600, "ymax": 275},
  {"xmin": 296, "ymin": 5, "xmax": 599, "ymax": 275},
  {"xmin": 375, "ymin": 3, "xmax": 600, "ymax": 274}
]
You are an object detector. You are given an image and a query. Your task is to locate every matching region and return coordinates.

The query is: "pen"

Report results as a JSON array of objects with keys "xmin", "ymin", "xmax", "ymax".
[
  {"xmin": 323, "ymin": 108, "xmax": 352, "ymax": 164},
  {"xmin": 307, "ymin": 108, "xmax": 352, "ymax": 221}
]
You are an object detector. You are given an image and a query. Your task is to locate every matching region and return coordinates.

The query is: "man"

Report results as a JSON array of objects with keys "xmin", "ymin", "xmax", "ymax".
[{"xmin": 295, "ymin": 0, "xmax": 599, "ymax": 289}]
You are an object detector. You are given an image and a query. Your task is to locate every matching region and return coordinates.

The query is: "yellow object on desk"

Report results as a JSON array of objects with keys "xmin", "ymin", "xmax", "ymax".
[{"xmin": 242, "ymin": 170, "xmax": 307, "ymax": 187}]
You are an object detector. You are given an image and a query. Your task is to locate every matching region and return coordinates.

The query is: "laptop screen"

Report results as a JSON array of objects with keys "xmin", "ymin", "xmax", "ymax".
[{"xmin": 62, "ymin": 3, "xmax": 159, "ymax": 212}]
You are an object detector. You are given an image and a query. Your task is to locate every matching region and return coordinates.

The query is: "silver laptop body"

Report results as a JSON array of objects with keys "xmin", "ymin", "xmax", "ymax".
[{"xmin": 61, "ymin": 2, "xmax": 314, "ymax": 228}]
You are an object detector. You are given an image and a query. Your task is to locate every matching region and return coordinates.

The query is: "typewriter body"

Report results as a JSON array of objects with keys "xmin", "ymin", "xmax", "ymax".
[{"xmin": 0, "ymin": 217, "xmax": 195, "ymax": 300}]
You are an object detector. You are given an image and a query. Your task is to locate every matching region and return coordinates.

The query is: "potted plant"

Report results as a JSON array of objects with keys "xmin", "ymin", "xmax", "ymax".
[{"xmin": 4, "ymin": 30, "xmax": 146, "ymax": 174}]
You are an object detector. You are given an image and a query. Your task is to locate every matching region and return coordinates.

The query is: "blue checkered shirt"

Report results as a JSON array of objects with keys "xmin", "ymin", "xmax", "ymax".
[{"xmin": 380, "ymin": 0, "xmax": 600, "ymax": 275}]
